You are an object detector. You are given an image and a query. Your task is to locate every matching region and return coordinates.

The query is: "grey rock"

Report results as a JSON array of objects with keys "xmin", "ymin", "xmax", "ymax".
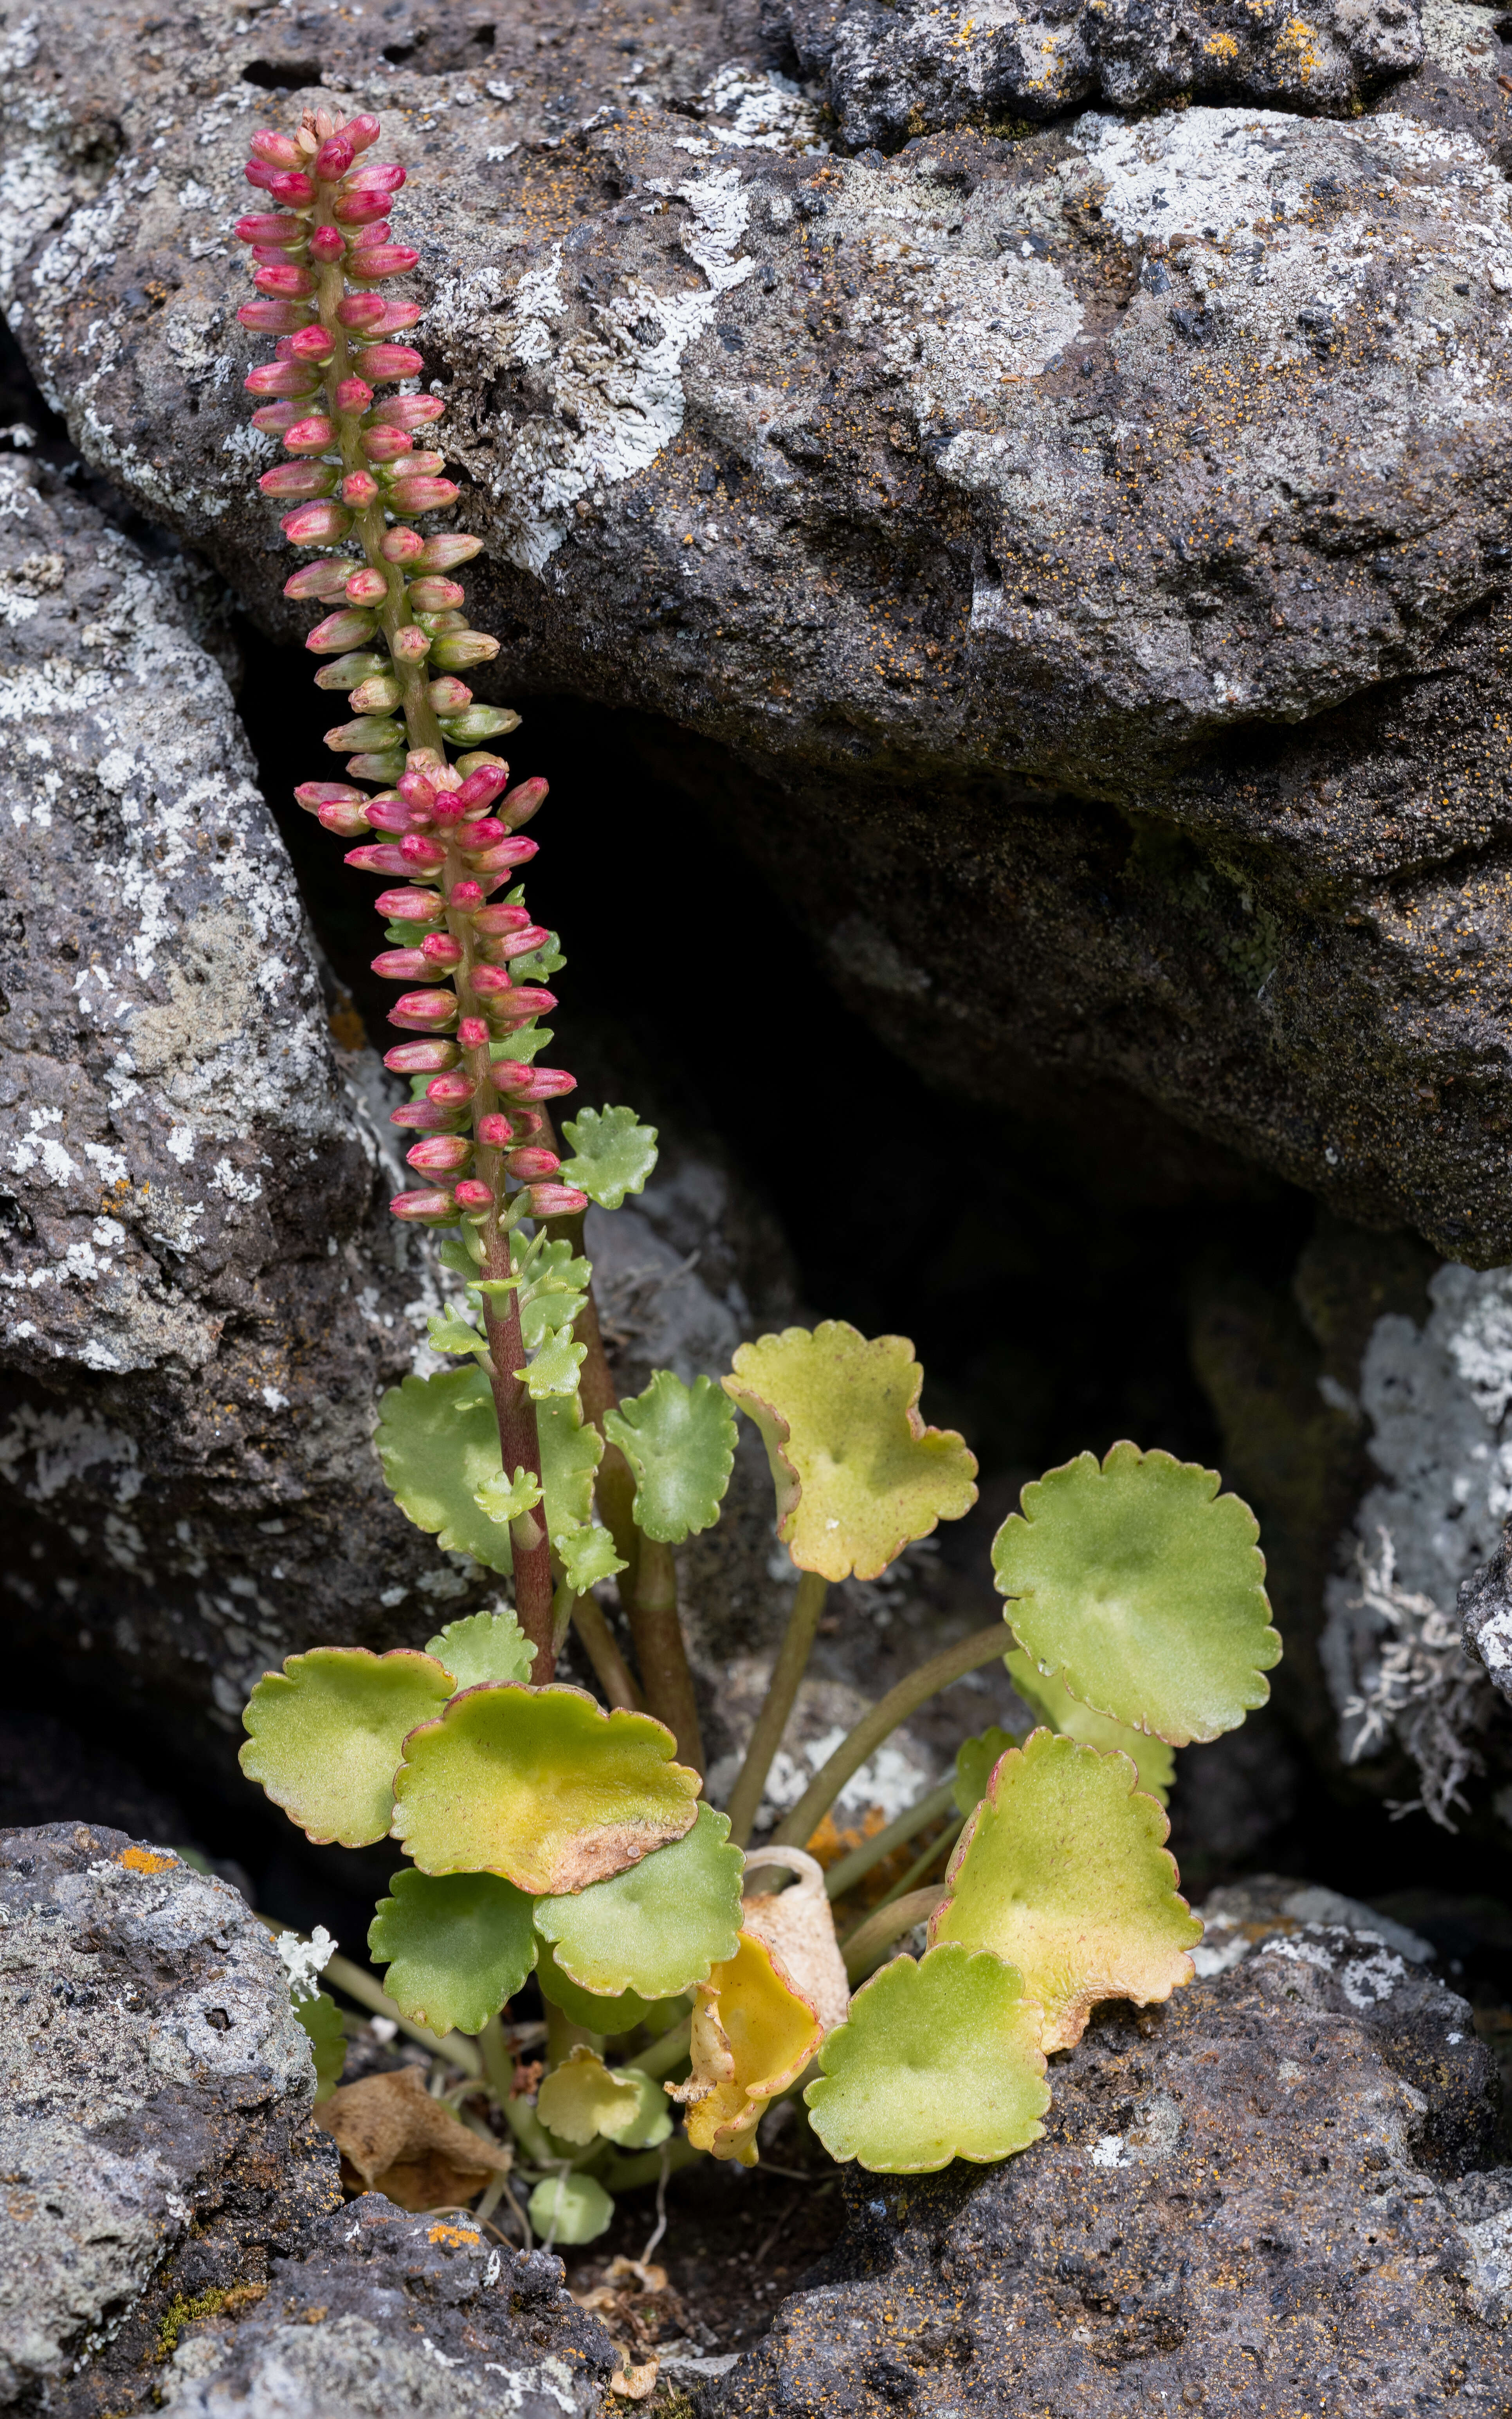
[
  {"xmin": 0, "ymin": 1820, "xmax": 338, "ymax": 2411},
  {"xmin": 1461, "ymin": 1524, "xmax": 1512, "ymax": 1704},
  {"xmin": 708, "ymin": 1899, "xmax": 1511, "ymax": 2416},
  {"xmin": 772, "ymin": 0, "xmax": 1424, "ymax": 150},
  {"xmin": 8, "ymin": 7, "xmax": 1512, "ymax": 1251},
  {"xmin": 157, "ymin": 2197, "xmax": 616, "ymax": 2419}
]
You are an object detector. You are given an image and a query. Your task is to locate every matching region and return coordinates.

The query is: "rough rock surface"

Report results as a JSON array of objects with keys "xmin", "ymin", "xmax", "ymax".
[
  {"xmin": 157, "ymin": 2196, "xmax": 616, "ymax": 2419},
  {"xmin": 771, "ymin": 0, "xmax": 1426, "ymax": 148},
  {"xmin": 708, "ymin": 1891, "xmax": 1512, "ymax": 2416},
  {"xmin": 0, "ymin": 1821, "xmax": 338, "ymax": 2414},
  {"xmin": 9, "ymin": 1, "xmax": 1512, "ymax": 1248},
  {"xmin": 0, "ymin": 450, "xmax": 497, "ymax": 1763},
  {"xmin": 1462, "ymin": 1525, "xmax": 1512, "ymax": 1705}
]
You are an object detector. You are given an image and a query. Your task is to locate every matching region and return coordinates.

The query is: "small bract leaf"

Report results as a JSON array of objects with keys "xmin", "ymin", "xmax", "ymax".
[
  {"xmin": 723, "ymin": 1322, "xmax": 978, "ymax": 1582},
  {"xmin": 537, "ymin": 2046, "xmax": 645, "ymax": 2145},
  {"xmin": 603, "ymin": 1370, "xmax": 737, "ymax": 1544},
  {"xmin": 991, "ymin": 1441, "xmax": 1280, "ymax": 1746},
  {"xmin": 427, "ymin": 1309, "xmax": 487, "ymax": 1357},
  {"xmin": 804, "ymin": 1945, "xmax": 1048, "ymax": 2173},
  {"xmin": 294, "ymin": 1989, "xmax": 346, "ymax": 2102},
  {"xmin": 1005, "ymin": 1646, "xmax": 1175, "ymax": 1804},
  {"xmin": 516, "ymin": 1235, "xmax": 589, "ymax": 1351},
  {"xmin": 555, "ymin": 1522, "xmax": 627, "ymax": 1592},
  {"xmin": 534, "ymin": 1936, "xmax": 671, "ymax": 2036},
  {"xmin": 368, "ymin": 1867, "xmax": 537, "ymax": 2035},
  {"xmin": 930, "ymin": 1728, "xmax": 1202, "ymax": 2051},
  {"xmin": 539, "ymin": 1391, "xmax": 604, "ymax": 1537},
  {"xmin": 474, "ymin": 1468, "xmax": 543, "ymax": 1528},
  {"xmin": 517, "ymin": 1328, "xmax": 588, "ymax": 1400},
  {"xmin": 667, "ymin": 1930, "xmax": 823, "ymax": 2165},
  {"xmin": 375, "ymin": 1367, "xmax": 514, "ymax": 1576},
  {"xmin": 427, "ymin": 1609, "xmax": 536, "ymax": 1690},
  {"xmin": 240, "ymin": 1648, "xmax": 454, "ymax": 1847},
  {"xmin": 392, "ymin": 1684, "xmax": 701, "ymax": 1894},
  {"xmin": 528, "ymin": 2172, "xmax": 613, "ymax": 2246},
  {"xmin": 559, "ymin": 1104, "xmax": 660, "ymax": 1210},
  {"xmin": 534, "ymin": 1803, "xmax": 744, "ymax": 1999},
  {"xmin": 952, "ymin": 1725, "xmax": 1022, "ymax": 1820},
  {"xmin": 438, "ymin": 1233, "xmax": 485, "ymax": 1278},
  {"xmin": 491, "ymin": 1024, "xmax": 554, "ymax": 1065}
]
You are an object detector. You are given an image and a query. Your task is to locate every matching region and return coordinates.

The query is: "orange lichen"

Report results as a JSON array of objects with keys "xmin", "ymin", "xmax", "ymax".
[{"xmin": 119, "ymin": 1847, "xmax": 176, "ymax": 1874}]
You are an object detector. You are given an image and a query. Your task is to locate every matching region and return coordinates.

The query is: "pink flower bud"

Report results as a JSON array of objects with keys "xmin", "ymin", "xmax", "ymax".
[
  {"xmin": 371, "ymin": 947, "xmax": 429, "ymax": 978},
  {"xmin": 414, "ymin": 534, "xmax": 484, "ymax": 572},
  {"xmin": 389, "ymin": 990, "xmax": 460, "ymax": 1030},
  {"xmin": 317, "ymin": 799, "xmax": 371, "ymax": 836},
  {"xmin": 420, "ymin": 932, "xmax": 463, "ymax": 968},
  {"xmin": 314, "ymin": 135, "xmax": 355, "ymax": 180},
  {"xmin": 407, "ymin": 1135, "xmax": 473, "ymax": 1175},
  {"xmin": 347, "ymin": 161, "xmax": 407, "ymax": 191},
  {"xmin": 400, "ymin": 833, "xmax": 448, "ymax": 870},
  {"xmin": 427, "ymin": 1070, "xmax": 476, "ymax": 1105},
  {"xmin": 357, "ymin": 344, "xmax": 425, "ymax": 382},
  {"xmin": 458, "ymin": 1016, "xmax": 490, "ymax": 1049},
  {"xmin": 511, "ymin": 1108, "xmax": 544, "ymax": 1140},
  {"xmin": 375, "ymin": 885, "xmax": 446, "ymax": 923},
  {"xmin": 342, "ymin": 470, "xmax": 382, "ymax": 506},
  {"xmin": 469, "ymin": 836, "xmax": 539, "ymax": 876},
  {"xmin": 456, "ymin": 817, "xmax": 505, "ymax": 851},
  {"xmin": 453, "ymin": 1179, "xmax": 494, "ymax": 1211},
  {"xmin": 250, "ymin": 241, "xmax": 308, "ymax": 267},
  {"xmin": 307, "ymin": 607, "xmax": 378, "ymax": 653},
  {"xmin": 333, "ymin": 188, "xmax": 394, "ymax": 229},
  {"xmin": 491, "ymin": 1064, "xmax": 576, "ymax": 1102},
  {"xmin": 345, "ymin": 566, "xmax": 389, "ymax": 606},
  {"xmin": 267, "ymin": 169, "xmax": 317, "ymax": 207},
  {"xmin": 252, "ymin": 399, "xmax": 305, "ymax": 435},
  {"xmin": 343, "ymin": 114, "xmax": 382, "ymax": 153},
  {"xmin": 337, "ymin": 292, "xmax": 421, "ymax": 332},
  {"xmin": 407, "ymin": 575, "xmax": 465, "ymax": 611},
  {"xmin": 391, "ymin": 626, "xmax": 430, "ymax": 666},
  {"xmin": 469, "ymin": 965, "xmax": 514, "ymax": 999},
  {"xmin": 385, "ymin": 1039, "xmax": 460, "ymax": 1073},
  {"xmin": 473, "ymin": 902, "xmax": 532, "ymax": 938},
  {"xmin": 287, "ymin": 325, "xmax": 337, "ymax": 363},
  {"xmin": 296, "ymin": 779, "xmax": 366, "ymax": 811},
  {"xmin": 396, "ymin": 449, "xmax": 446, "ymax": 480},
  {"xmin": 254, "ymin": 262, "xmax": 318, "ymax": 299},
  {"xmin": 244, "ymin": 161, "xmax": 284, "ymax": 194},
  {"xmin": 455, "ymin": 766, "xmax": 509, "ymax": 812},
  {"xmin": 500, "ymin": 777, "xmax": 548, "ymax": 830},
  {"xmin": 309, "ymin": 224, "xmax": 346, "ymax": 263},
  {"xmin": 282, "ymin": 415, "xmax": 336, "ymax": 454},
  {"xmin": 428, "ymin": 676, "xmax": 473, "ymax": 714},
  {"xmin": 246, "ymin": 360, "xmax": 320, "ymax": 398},
  {"xmin": 373, "ymin": 394, "xmax": 447, "ymax": 434},
  {"xmin": 449, "ymin": 880, "xmax": 486, "ymax": 913},
  {"xmin": 285, "ymin": 560, "xmax": 352, "ymax": 601},
  {"xmin": 395, "ymin": 771, "xmax": 434, "ymax": 811},
  {"xmin": 334, "ymin": 377, "xmax": 374, "ymax": 416},
  {"xmin": 260, "ymin": 462, "xmax": 335, "ymax": 500},
  {"xmin": 476, "ymin": 1113, "xmax": 515, "ymax": 1147},
  {"xmin": 529, "ymin": 1184, "xmax": 589, "ymax": 1216},
  {"xmin": 348, "ymin": 244, "xmax": 419, "ymax": 283},
  {"xmin": 387, "ymin": 476, "xmax": 459, "ymax": 515},
  {"xmin": 236, "ymin": 211, "xmax": 304, "ymax": 244},
  {"xmin": 483, "ymin": 924, "xmax": 550, "ymax": 963},
  {"xmin": 346, "ymin": 843, "xmax": 418, "ymax": 875},
  {"xmin": 390, "ymin": 1099, "xmax": 465, "ymax": 1133},
  {"xmin": 239, "ymin": 299, "xmax": 315, "ymax": 334},
  {"xmin": 429, "ymin": 632, "xmax": 500, "ymax": 673},
  {"xmin": 390, "ymin": 1187, "xmax": 457, "ymax": 1223},
  {"xmin": 381, "ymin": 525, "xmax": 425, "ymax": 563},
  {"xmin": 360, "ymin": 426, "xmax": 413, "ymax": 464},
  {"xmin": 507, "ymin": 1148, "xmax": 561, "ymax": 1180},
  {"xmin": 250, "ymin": 129, "xmax": 304, "ymax": 168},
  {"xmin": 494, "ymin": 986, "xmax": 557, "ymax": 1022},
  {"xmin": 283, "ymin": 502, "xmax": 354, "ymax": 543}
]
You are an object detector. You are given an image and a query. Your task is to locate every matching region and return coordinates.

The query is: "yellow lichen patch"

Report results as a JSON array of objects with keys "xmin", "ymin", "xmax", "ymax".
[
  {"xmin": 426, "ymin": 2222, "xmax": 481, "ymax": 2249},
  {"xmin": 667, "ymin": 1932, "xmax": 824, "ymax": 2164},
  {"xmin": 119, "ymin": 1847, "xmax": 177, "ymax": 1875},
  {"xmin": 1203, "ymin": 29, "xmax": 1239, "ymax": 56}
]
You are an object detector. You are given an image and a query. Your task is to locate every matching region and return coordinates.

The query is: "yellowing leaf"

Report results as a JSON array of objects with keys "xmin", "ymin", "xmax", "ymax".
[
  {"xmin": 738, "ymin": 1847, "xmax": 850, "ymax": 2033},
  {"xmin": 991, "ymin": 1441, "xmax": 1280, "ymax": 1746},
  {"xmin": 535, "ymin": 1804, "xmax": 743, "ymax": 2000},
  {"xmin": 368, "ymin": 1867, "xmax": 537, "ymax": 2035},
  {"xmin": 952, "ymin": 1725, "xmax": 1022, "ymax": 1819},
  {"xmin": 930, "ymin": 1728, "xmax": 1201, "ymax": 2051},
  {"xmin": 240, "ymin": 1648, "xmax": 454, "ymax": 1847},
  {"xmin": 1004, "ymin": 1649, "xmax": 1174, "ymax": 1805},
  {"xmin": 804, "ymin": 1945, "xmax": 1048, "ymax": 2173},
  {"xmin": 537, "ymin": 2046, "xmax": 647, "ymax": 2145},
  {"xmin": 667, "ymin": 1930, "xmax": 824, "ymax": 2165},
  {"xmin": 723, "ymin": 1322, "xmax": 977, "ymax": 1582},
  {"xmin": 392, "ymin": 1683, "xmax": 701, "ymax": 1894}
]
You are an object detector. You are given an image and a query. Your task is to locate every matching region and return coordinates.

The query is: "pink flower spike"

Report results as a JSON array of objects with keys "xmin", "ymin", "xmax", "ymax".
[
  {"xmin": 421, "ymin": 933, "xmax": 463, "ymax": 968},
  {"xmin": 268, "ymin": 170, "xmax": 318, "ymax": 207},
  {"xmin": 390, "ymin": 1187, "xmax": 458, "ymax": 1224},
  {"xmin": 450, "ymin": 881, "xmax": 486, "ymax": 914},
  {"xmin": 375, "ymin": 885, "xmax": 446, "ymax": 923},
  {"xmin": 309, "ymin": 224, "xmax": 346, "ymax": 263},
  {"xmin": 250, "ymin": 129, "xmax": 303, "ymax": 168},
  {"xmin": 372, "ymin": 948, "xmax": 430, "ymax": 979},
  {"xmin": 455, "ymin": 766, "xmax": 509, "ymax": 812},
  {"xmin": 364, "ymin": 802, "xmax": 414, "ymax": 835},
  {"xmin": 240, "ymin": 299, "xmax": 315, "ymax": 334},
  {"xmin": 347, "ymin": 161, "xmax": 407, "ymax": 191},
  {"xmin": 342, "ymin": 114, "xmax": 382, "ymax": 153},
  {"xmin": 491, "ymin": 1065, "xmax": 577, "ymax": 1102},
  {"xmin": 389, "ymin": 990, "xmax": 460, "ymax": 1031},
  {"xmin": 288, "ymin": 325, "xmax": 337, "ymax": 363},
  {"xmin": 501, "ymin": 777, "xmax": 549, "ymax": 831},
  {"xmin": 283, "ymin": 502, "xmax": 354, "ymax": 544},
  {"xmin": 427, "ymin": 1071, "xmax": 476, "ymax": 1105},
  {"xmin": 400, "ymin": 833, "xmax": 447, "ymax": 871},
  {"xmin": 317, "ymin": 800, "xmax": 371, "ymax": 837},
  {"xmin": 346, "ymin": 843, "xmax": 418, "ymax": 876},
  {"xmin": 388, "ymin": 476, "xmax": 459, "ymax": 515},
  {"xmin": 284, "ymin": 561, "xmax": 351, "ymax": 601},
  {"xmin": 476, "ymin": 1113, "xmax": 514, "ymax": 1147},
  {"xmin": 507, "ymin": 1149, "xmax": 561, "ymax": 1181},
  {"xmin": 407, "ymin": 1135, "xmax": 473, "ymax": 1175},
  {"xmin": 390, "ymin": 1100, "xmax": 464, "ymax": 1133},
  {"xmin": 385, "ymin": 1039, "xmax": 459, "ymax": 1073},
  {"xmin": 529, "ymin": 1184, "xmax": 589, "ymax": 1217},
  {"xmin": 342, "ymin": 471, "xmax": 382, "ymax": 507},
  {"xmin": 457, "ymin": 1016, "xmax": 490, "ymax": 1050},
  {"xmin": 314, "ymin": 134, "xmax": 356, "ymax": 180},
  {"xmin": 469, "ymin": 965, "xmax": 514, "ymax": 998},
  {"xmin": 357, "ymin": 344, "xmax": 425, "ymax": 382},
  {"xmin": 468, "ymin": 837, "xmax": 539, "ymax": 876},
  {"xmin": 345, "ymin": 566, "xmax": 389, "ymax": 606}
]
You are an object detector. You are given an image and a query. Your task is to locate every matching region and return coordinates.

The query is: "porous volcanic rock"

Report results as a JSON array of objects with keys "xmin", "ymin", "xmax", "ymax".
[
  {"xmin": 0, "ymin": 1821, "xmax": 338, "ymax": 2414},
  {"xmin": 7, "ymin": 0, "xmax": 1512, "ymax": 1250},
  {"xmin": 770, "ymin": 0, "xmax": 1425, "ymax": 148},
  {"xmin": 1462, "ymin": 1524, "xmax": 1512, "ymax": 1704},
  {"xmin": 708, "ymin": 1892, "xmax": 1512, "ymax": 2416}
]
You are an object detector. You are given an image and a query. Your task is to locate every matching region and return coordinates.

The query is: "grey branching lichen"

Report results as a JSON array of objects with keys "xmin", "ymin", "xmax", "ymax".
[{"xmin": 1342, "ymin": 1528, "xmax": 1498, "ymax": 1831}]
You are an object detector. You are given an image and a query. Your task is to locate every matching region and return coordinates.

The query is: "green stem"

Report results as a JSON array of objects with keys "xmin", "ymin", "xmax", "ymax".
[
  {"xmin": 771, "ymin": 1623, "xmax": 1007, "ymax": 1852},
  {"xmin": 822, "ymin": 1777, "xmax": 960, "ymax": 1902},
  {"xmin": 724, "ymin": 1569, "xmax": 829, "ymax": 1850},
  {"xmin": 499, "ymin": 2091, "xmax": 559, "ymax": 2167},
  {"xmin": 628, "ymin": 2014, "xmax": 692, "ymax": 2080},
  {"xmin": 625, "ymin": 1537, "xmax": 703, "ymax": 1771},
  {"xmin": 840, "ymin": 1887, "xmax": 948, "ymax": 1985},
  {"xmin": 475, "ymin": 2011, "xmax": 515, "ymax": 2106},
  {"xmin": 323, "ymin": 1950, "xmax": 482, "ymax": 2077},
  {"xmin": 600, "ymin": 2134, "xmax": 705, "ymax": 2193},
  {"xmin": 853, "ymin": 1816, "xmax": 963, "ymax": 1922},
  {"xmin": 570, "ymin": 1590, "xmax": 643, "ymax": 1710}
]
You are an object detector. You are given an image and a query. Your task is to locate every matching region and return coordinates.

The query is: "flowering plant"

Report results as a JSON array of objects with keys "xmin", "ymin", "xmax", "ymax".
[{"xmin": 235, "ymin": 105, "xmax": 1283, "ymax": 2245}]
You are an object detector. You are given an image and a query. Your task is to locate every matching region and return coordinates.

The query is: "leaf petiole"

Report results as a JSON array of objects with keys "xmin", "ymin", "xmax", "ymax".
[
  {"xmin": 724, "ymin": 1569, "xmax": 829, "ymax": 1849},
  {"xmin": 821, "ymin": 1776, "xmax": 961, "ymax": 1902}
]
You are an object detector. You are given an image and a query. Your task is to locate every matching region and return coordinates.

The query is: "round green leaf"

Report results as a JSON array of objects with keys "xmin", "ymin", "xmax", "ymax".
[
  {"xmin": 805, "ymin": 1945, "xmax": 1048, "ymax": 2174},
  {"xmin": 240, "ymin": 1648, "xmax": 455, "ymax": 1847},
  {"xmin": 537, "ymin": 2046, "xmax": 646, "ymax": 2145},
  {"xmin": 602, "ymin": 1370, "xmax": 737, "ymax": 1544},
  {"xmin": 991, "ymin": 1441, "xmax": 1280, "ymax": 1746},
  {"xmin": 534, "ymin": 1936, "xmax": 672, "ymax": 2036},
  {"xmin": 368, "ymin": 1867, "xmax": 537, "ymax": 2036},
  {"xmin": 952, "ymin": 1725, "xmax": 1022, "ymax": 1820},
  {"xmin": 528, "ymin": 2172, "xmax": 614, "ymax": 2246},
  {"xmin": 1004, "ymin": 1646, "xmax": 1174, "ymax": 1804},
  {"xmin": 723, "ymin": 1322, "xmax": 978, "ymax": 1582},
  {"xmin": 533, "ymin": 1802, "xmax": 743, "ymax": 1998},
  {"xmin": 559, "ymin": 1104, "xmax": 659, "ymax": 1210},
  {"xmin": 293, "ymin": 1989, "xmax": 346, "ymax": 2102},
  {"xmin": 426, "ymin": 1610, "xmax": 536, "ymax": 1690},
  {"xmin": 930, "ymin": 1727, "xmax": 1202, "ymax": 2051},
  {"xmin": 375, "ymin": 1367, "xmax": 514, "ymax": 1576},
  {"xmin": 392, "ymin": 1683, "xmax": 701, "ymax": 1895}
]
